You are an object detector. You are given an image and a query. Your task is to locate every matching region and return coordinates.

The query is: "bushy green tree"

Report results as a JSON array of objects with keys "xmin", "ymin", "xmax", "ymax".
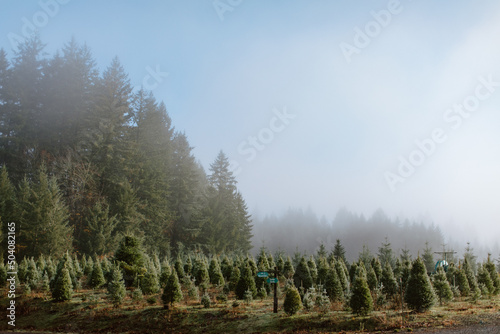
[
  {"xmin": 235, "ymin": 263, "xmax": 257, "ymax": 299},
  {"xmin": 293, "ymin": 257, "xmax": 313, "ymax": 290},
  {"xmin": 114, "ymin": 235, "xmax": 145, "ymax": 286},
  {"xmin": 88, "ymin": 259, "xmax": 105, "ymax": 289},
  {"xmin": 350, "ymin": 269, "xmax": 373, "ymax": 315},
  {"xmin": 284, "ymin": 284, "xmax": 302, "ymax": 315},
  {"xmin": 141, "ymin": 260, "xmax": 160, "ymax": 295},
  {"xmin": 325, "ymin": 265, "xmax": 343, "ymax": 301},
  {"xmin": 162, "ymin": 270, "xmax": 183, "ymax": 309},
  {"xmin": 455, "ymin": 267, "xmax": 470, "ymax": 297},
  {"xmin": 52, "ymin": 267, "xmax": 73, "ymax": 301},
  {"xmin": 433, "ymin": 266, "xmax": 453, "ymax": 305},
  {"xmin": 283, "ymin": 256, "xmax": 295, "ymax": 279},
  {"xmin": 477, "ymin": 264, "xmax": 494, "ymax": 296},
  {"xmin": 405, "ymin": 258, "xmax": 435, "ymax": 312},
  {"xmin": 484, "ymin": 255, "xmax": 500, "ymax": 295},
  {"xmin": 107, "ymin": 266, "xmax": 126, "ymax": 306},
  {"xmin": 208, "ymin": 257, "xmax": 225, "ymax": 286},
  {"xmin": 380, "ymin": 262, "xmax": 398, "ymax": 298}
]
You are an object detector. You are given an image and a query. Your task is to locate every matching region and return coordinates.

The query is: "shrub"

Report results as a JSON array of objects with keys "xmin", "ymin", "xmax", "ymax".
[
  {"xmin": 284, "ymin": 285, "xmax": 302, "ymax": 315},
  {"xmin": 201, "ymin": 293, "xmax": 211, "ymax": 308}
]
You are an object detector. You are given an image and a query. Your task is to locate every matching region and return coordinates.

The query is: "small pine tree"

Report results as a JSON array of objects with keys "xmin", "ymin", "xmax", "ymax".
[
  {"xmin": 316, "ymin": 257, "xmax": 329, "ymax": 285},
  {"xmin": 366, "ymin": 265, "xmax": 378, "ymax": 291},
  {"xmin": 141, "ymin": 260, "xmax": 160, "ymax": 295},
  {"xmin": 380, "ymin": 262, "xmax": 398, "ymax": 298},
  {"xmin": 132, "ymin": 286, "xmax": 143, "ymax": 301},
  {"xmin": 455, "ymin": 267, "xmax": 470, "ymax": 297},
  {"xmin": 477, "ymin": 264, "xmax": 494, "ymax": 296},
  {"xmin": 371, "ymin": 257, "xmax": 383, "ymax": 282},
  {"xmin": 88, "ymin": 260, "xmax": 106, "ymax": 289},
  {"xmin": 325, "ymin": 265, "xmax": 343, "ymax": 302},
  {"xmin": 405, "ymin": 258, "xmax": 435, "ymax": 312},
  {"xmin": 174, "ymin": 257, "xmax": 185, "ymax": 279},
  {"xmin": 484, "ymin": 255, "xmax": 500, "ymax": 295},
  {"xmin": 283, "ymin": 285, "xmax": 302, "ymax": 315},
  {"xmin": 293, "ymin": 257, "xmax": 313, "ymax": 290},
  {"xmin": 52, "ymin": 267, "xmax": 73, "ymax": 301},
  {"xmin": 107, "ymin": 267, "xmax": 126, "ymax": 307},
  {"xmin": 208, "ymin": 258, "xmax": 225, "ymax": 286},
  {"xmin": 433, "ymin": 266, "xmax": 453, "ymax": 305},
  {"xmin": 350, "ymin": 268, "xmax": 373, "ymax": 315},
  {"xmin": 193, "ymin": 257, "xmax": 209, "ymax": 288},
  {"xmin": 235, "ymin": 263, "xmax": 257, "ymax": 299},
  {"xmin": 283, "ymin": 256, "xmax": 295, "ymax": 279},
  {"xmin": 162, "ymin": 270, "xmax": 183, "ymax": 309},
  {"xmin": 463, "ymin": 258, "xmax": 480, "ymax": 296},
  {"xmin": 307, "ymin": 256, "xmax": 318, "ymax": 283}
]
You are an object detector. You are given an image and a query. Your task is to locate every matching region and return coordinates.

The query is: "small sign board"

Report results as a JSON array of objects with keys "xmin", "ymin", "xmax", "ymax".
[
  {"xmin": 257, "ymin": 271, "xmax": 269, "ymax": 278},
  {"xmin": 267, "ymin": 278, "xmax": 278, "ymax": 284}
]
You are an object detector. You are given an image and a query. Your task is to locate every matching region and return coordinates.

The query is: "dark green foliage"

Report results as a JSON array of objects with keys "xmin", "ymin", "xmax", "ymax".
[
  {"xmin": 88, "ymin": 260, "xmax": 105, "ymax": 289},
  {"xmin": 422, "ymin": 242, "xmax": 435, "ymax": 274},
  {"xmin": 484, "ymin": 255, "xmax": 500, "ymax": 295},
  {"xmin": 325, "ymin": 265, "xmax": 343, "ymax": 301},
  {"xmin": 477, "ymin": 264, "xmax": 494, "ymax": 296},
  {"xmin": 81, "ymin": 201, "xmax": 117, "ymax": 255},
  {"xmin": 193, "ymin": 257, "xmax": 209, "ymax": 287},
  {"xmin": 235, "ymin": 263, "xmax": 257, "ymax": 299},
  {"xmin": 141, "ymin": 260, "xmax": 160, "ymax": 295},
  {"xmin": 162, "ymin": 270, "xmax": 183, "ymax": 309},
  {"xmin": 284, "ymin": 285, "xmax": 302, "ymax": 315},
  {"xmin": 159, "ymin": 261, "xmax": 172, "ymax": 287},
  {"xmin": 335, "ymin": 259, "xmax": 349, "ymax": 295},
  {"xmin": 229, "ymin": 265, "xmax": 240, "ymax": 291},
  {"xmin": 114, "ymin": 235, "xmax": 145, "ymax": 286},
  {"xmin": 366, "ymin": 265, "xmax": 378, "ymax": 291},
  {"xmin": 107, "ymin": 266, "xmax": 126, "ymax": 306},
  {"xmin": 433, "ymin": 266, "xmax": 453, "ymax": 305},
  {"xmin": 220, "ymin": 255, "xmax": 233, "ymax": 281},
  {"xmin": 455, "ymin": 268, "xmax": 470, "ymax": 297},
  {"xmin": 283, "ymin": 256, "xmax": 295, "ymax": 279},
  {"xmin": 174, "ymin": 257, "xmax": 185, "ymax": 279},
  {"xmin": 293, "ymin": 257, "xmax": 313, "ymax": 290},
  {"xmin": 463, "ymin": 258, "xmax": 480, "ymax": 296},
  {"xmin": 332, "ymin": 239, "xmax": 347, "ymax": 265},
  {"xmin": 316, "ymin": 257, "xmax": 329, "ymax": 286},
  {"xmin": 380, "ymin": 262, "xmax": 398, "ymax": 297},
  {"xmin": 350, "ymin": 271, "xmax": 373, "ymax": 315},
  {"xmin": 377, "ymin": 237, "xmax": 395, "ymax": 269},
  {"xmin": 52, "ymin": 267, "xmax": 73, "ymax": 301},
  {"xmin": 405, "ymin": 258, "xmax": 435, "ymax": 312},
  {"xmin": 370, "ymin": 257, "xmax": 383, "ymax": 281},
  {"xmin": 307, "ymin": 256, "xmax": 318, "ymax": 283},
  {"xmin": 208, "ymin": 257, "xmax": 225, "ymax": 286}
]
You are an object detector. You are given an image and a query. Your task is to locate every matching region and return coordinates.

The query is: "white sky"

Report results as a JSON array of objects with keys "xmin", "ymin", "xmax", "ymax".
[{"xmin": 1, "ymin": 0, "xmax": 499, "ymax": 248}]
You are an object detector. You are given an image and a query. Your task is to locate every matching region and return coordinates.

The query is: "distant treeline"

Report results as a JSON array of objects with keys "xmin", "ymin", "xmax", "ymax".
[
  {"xmin": 252, "ymin": 207, "xmax": 447, "ymax": 262},
  {"xmin": 0, "ymin": 36, "xmax": 252, "ymax": 259}
]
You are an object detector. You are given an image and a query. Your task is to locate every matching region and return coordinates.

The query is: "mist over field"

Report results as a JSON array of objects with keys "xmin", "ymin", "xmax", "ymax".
[{"xmin": 1, "ymin": 0, "xmax": 499, "ymax": 261}]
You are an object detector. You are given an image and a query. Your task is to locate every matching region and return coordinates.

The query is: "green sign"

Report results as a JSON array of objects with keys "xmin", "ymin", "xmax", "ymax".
[
  {"xmin": 267, "ymin": 278, "xmax": 278, "ymax": 284},
  {"xmin": 257, "ymin": 271, "xmax": 269, "ymax": 278}
]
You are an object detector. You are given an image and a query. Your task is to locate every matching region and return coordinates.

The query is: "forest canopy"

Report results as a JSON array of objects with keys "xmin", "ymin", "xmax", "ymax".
[{"xmin": 0, "ymin": 36, "xmax": 252, "ymax": 259}]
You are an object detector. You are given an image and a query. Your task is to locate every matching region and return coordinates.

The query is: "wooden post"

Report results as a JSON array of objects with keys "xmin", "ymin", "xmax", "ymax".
[{"xmin": 273, "ymin": 266, "xmax": 278, "ymax": 313}]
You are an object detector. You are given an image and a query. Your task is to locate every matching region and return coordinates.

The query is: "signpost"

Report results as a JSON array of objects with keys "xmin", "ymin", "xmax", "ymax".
[
  {"xmin": 257, "ymin": 271, "xmax": 269, "ymax": 278},
  {"xmin": 257, "ymin": 267, "xmax": 280, "ymax": 313}
]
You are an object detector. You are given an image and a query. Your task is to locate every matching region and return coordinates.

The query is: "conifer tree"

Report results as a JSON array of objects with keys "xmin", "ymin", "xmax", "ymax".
[
  {"xmin": 229, "ymin": 265, "xmax": 240, "ymax": 291},
  {"xmin": 52, "ymin": 267, "xmax": 73, "ymax": 301},
  {"xmin": 325, "ymin": 265, "xmax": 343, "ymax": 301},
  {"xmin": 159, "ymin": 260, "xmax": 172, "ymax": 287},
  {"xmin": 316, "ymin": 257, "xmax": 329, "ymax": 285},
  {"xmin": 433, "ymin": 266, "xmax": 453, "ymax": 305},
  {"xmin": 455, "ymin": 267, "xmax": 470, "ymax": 297},
  {"xmin": 366, "ymin": 265, "xmax": 378, "ymax": 291},
  {"xmin": 484, "ymin": 255, "xmax": 500, "ymax": 295},
  {"xmin": 422, "ymin": 242, "xmax": 435, "ymax": 274},
  {"xmin": 174, "ymin": 257, "xmax": 185, "ymax": 280},
  {"xmin": 88, "ymin": 259, "xmax": 105, "ymax": 289},
  {"xmin": 114, "ymin": 235, "xmax": 145, "ymax": 286},
  {"xmin": 107, "ymin": 266, "xmax": 126, "ymax": 306},
  {"xmin": 350, "ymin": 268, "xmax": 373, "ymax": 315},
  {"xmin": 193, "ymin": 257, "xmax": 209, "ymax": 287},
  {"xmin": 477, "ymin": 264, "xmax": 494, "ymax": 296},
  {"xmin": 307, "ymin": 256, "xmax": 318, "ymax": 283},
  {"xmin": 463, "ymin": 258, "xmax": 480, "ymax": 296},
  {"xmin": 335, "ymin": 259, "xmax": 349, "ymax": 295},
  {"xmin": 380, "ymin": 262, "xmax": 398, "ymax": 298},
  {"xmin": 370, "ymin": 257, "xmax": 383, "ymax": 282},
  {"xmin": 283, "ymin": 284, "xmax": 302, "ymax": 315},
  {"xmin": 81, "ymin": 201, "xmax": 117, "ymax": 255},
  {"xmin": 293, "ymin": 257, "xmax": 313, "ymax": 290},
  {"xmin": 405, "ymin": 257, "xmax": 435, "ymax": 312},
  {"xmin": 141, "ymin": 259, "xmax": 160, "ymax": 295},
  {"xmin": 162, "ymin": 270, "xmax": 183, "ymax": 309},
  {"xmin": 332, "ymin": 239, "xmax": 347, "ymax": 264},
  {"xmin": 0, "ymin": 167, "xmax": 15, "ymax": 259},
  {"xmin": 208, "ymin": 257, "xmax": 225, "ymax": 286},
  {"xmin": 378, "ymin": 237, "xmax": 395, "ymax": 269},
  {"xmin": 220, "ymin": 255, "xmax": 233, "ymax": 281},
  {"xmin": 235, "ymin": 263, "xmax": 257, "ymax": 299},
  {"xmin": 283, "ymin": 256, "xmax": 295, "ymax": 279}
]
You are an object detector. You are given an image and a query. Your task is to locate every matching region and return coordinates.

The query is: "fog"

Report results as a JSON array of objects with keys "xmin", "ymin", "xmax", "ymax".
[{"xmin": 1, "ymin": 0, "xmax": 499, "ymax": 258}]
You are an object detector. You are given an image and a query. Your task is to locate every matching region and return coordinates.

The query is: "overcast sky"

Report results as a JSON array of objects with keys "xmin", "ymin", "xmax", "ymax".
[{"xmin": 1, "ymin": 0, "xmax": 500, "ymax": 247}]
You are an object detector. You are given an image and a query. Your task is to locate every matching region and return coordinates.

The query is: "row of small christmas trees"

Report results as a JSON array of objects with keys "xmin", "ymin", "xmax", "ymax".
[{"xmin": 2, "ymin": 236, "xmax": 499, "ymax": 315}]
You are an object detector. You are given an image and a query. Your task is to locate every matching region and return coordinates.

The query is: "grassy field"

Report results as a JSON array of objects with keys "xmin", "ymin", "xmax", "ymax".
[{"xmin": 1, "ymin": 285, "xmax": 499, "ymax": 333}]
